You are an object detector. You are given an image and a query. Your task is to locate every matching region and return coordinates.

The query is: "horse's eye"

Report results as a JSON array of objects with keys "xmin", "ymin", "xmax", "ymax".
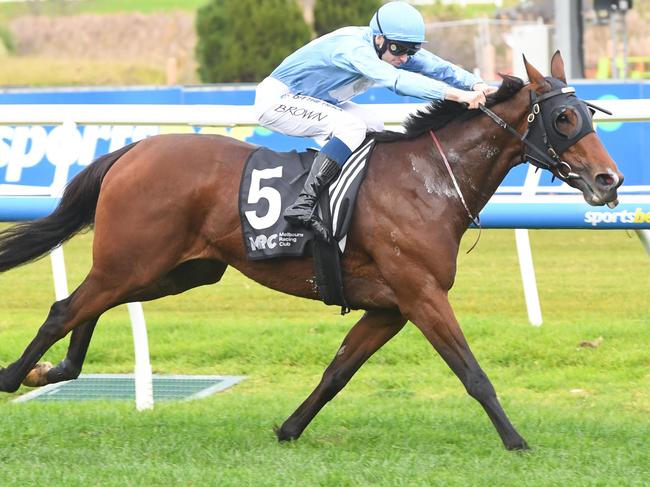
[
  {"xmin": 556, "ymin": 113, "xmax": 569, "ymax": 124},
  {"xmin": 552, "ymin": 106, "xmax": 582, "ymax": 138}
]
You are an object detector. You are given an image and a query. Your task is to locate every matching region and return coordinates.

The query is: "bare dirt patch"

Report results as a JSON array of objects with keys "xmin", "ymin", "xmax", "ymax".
[{"xmin": 9, "ymin": 11, "xmax": 197, "ymax": 84}]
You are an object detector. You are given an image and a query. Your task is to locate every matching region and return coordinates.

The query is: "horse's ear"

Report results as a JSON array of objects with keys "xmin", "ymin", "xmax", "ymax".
[
  {"xmin": 550, "ymin": 50, "xmax": 567, "ymax": 84},
  {"xmin": 523, "ymin": 54, "xmax": 548, "ymax": 93}
]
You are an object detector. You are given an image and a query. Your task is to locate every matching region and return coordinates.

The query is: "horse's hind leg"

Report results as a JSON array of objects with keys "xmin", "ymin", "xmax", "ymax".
[
  {"xmin": 276, "ymin": 309, "xmax": 406, "ymax": 441},
  {"xmin": 46, "ymin": 318, "xmax": 99, "ymax": 384},
  {"xmin": 21, "ymin": 259, "xmax": 228, "ymax": 388},
  {"xmin": 0, "ymin": 291, "xmax": 92, "ymax": 393},
  {"xmin": 23, "ymin": 318, "xmax": 99, "ymax": 387},
  {"xmin": 0, "ymin": 264, "xmax": 145, "ymax": 393}
]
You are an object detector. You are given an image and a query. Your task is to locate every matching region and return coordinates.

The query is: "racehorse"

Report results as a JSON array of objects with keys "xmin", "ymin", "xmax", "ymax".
[{"xmin": 0, "ymin": 53, "xmax": 622, "ymax": 450}]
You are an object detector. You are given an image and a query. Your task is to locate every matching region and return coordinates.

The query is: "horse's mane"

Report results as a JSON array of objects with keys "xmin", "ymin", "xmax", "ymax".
[{"xmin": 372, "ymin": 74, "xmax": 525, "ymax": 142}]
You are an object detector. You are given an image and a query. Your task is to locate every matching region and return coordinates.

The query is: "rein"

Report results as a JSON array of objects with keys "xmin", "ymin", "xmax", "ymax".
[{"xmin": 429, "ymin": 130, "xmax": 481, "ymax": 253}]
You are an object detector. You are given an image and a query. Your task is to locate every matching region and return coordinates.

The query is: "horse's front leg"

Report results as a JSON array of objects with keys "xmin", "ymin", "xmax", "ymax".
[
  {"xmin": 276, "ymin": 308, "xmax": 406, "ymax": 441},
  {"xmin": 405, "ymin": 287, "xmax": 529, "ymax": 451}
]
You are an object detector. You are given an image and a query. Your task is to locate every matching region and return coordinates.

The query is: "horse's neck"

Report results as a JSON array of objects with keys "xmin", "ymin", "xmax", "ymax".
[{"xmin": 441, "ymin": 89, "xmax": 531, "ymax": 219}]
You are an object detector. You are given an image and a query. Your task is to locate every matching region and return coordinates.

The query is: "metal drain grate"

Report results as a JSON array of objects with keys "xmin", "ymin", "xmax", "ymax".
[{"xmin": 13, "ymin": 374, "xmax": 245, "ymax": 403}]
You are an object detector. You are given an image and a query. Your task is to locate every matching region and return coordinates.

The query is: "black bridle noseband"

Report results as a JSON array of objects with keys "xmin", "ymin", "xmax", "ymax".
[{"xmin": 478, "ymin": 78, "xmax": 611, "ymax": 182}]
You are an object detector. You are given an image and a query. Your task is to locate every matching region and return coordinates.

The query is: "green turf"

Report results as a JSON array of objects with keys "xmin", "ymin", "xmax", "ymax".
[{"xmin": 0, "ymin": 227, "xmax": 648, "ymax": 485}]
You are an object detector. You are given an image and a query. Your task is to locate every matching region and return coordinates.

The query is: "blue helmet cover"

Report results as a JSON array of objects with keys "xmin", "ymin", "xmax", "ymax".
[{"xmin": 369, "ymin": 1, "xmax": 426, "ymax": 43}]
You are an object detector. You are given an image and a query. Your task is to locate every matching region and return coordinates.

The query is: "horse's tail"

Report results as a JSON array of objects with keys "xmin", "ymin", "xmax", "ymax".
[{"xmin": 0, "ymin": 142, "xmax": 139, "ymax": 273}]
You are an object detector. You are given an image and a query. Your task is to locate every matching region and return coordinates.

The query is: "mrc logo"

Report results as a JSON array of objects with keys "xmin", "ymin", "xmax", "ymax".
[{"xmin": 248, "ymin": 233, "xmax": 279, "ymax": 251}]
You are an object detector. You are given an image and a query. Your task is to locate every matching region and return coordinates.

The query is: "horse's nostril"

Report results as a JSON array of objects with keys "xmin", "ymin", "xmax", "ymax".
[{"xmin": 595, "ymin": 173, "xmax": 615, "ymax": 188}]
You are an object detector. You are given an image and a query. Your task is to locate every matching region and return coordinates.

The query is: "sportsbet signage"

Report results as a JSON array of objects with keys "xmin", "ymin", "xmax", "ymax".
[
  {"xmin": 2, "ymin": 121, "xmax": 647, "ymax": 229},
  {"xmin": 0, "ymin": 124, "xmax": 260, "ymax": 191},
  {"xmin": 475, "ymin": 202, "xmax": 650, "ymax": 229},
  {"xmin": 585, "ymin": 207, "xmax": 650, "ymax": 226}
]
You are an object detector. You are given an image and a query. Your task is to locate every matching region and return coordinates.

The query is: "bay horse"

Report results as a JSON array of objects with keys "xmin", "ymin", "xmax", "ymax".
[{"xmin": 0, "ymin": 53, "xmax": 622, "ymax": 450}]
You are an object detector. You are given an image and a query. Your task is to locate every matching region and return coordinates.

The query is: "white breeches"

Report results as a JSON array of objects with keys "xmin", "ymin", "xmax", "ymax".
[{"xmin": 254, "ymin": 76, "xmax": 384, "ymax": 152}]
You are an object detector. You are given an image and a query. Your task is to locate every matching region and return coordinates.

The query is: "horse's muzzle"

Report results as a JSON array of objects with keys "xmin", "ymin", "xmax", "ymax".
[{"xmin": 584, "ymin": 169, "xmax": 624, "ymax": 207}]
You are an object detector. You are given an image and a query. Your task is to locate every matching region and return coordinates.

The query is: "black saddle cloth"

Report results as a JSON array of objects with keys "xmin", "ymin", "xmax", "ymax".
[{"xmin": 239, "ymin": 139, "xmax": 374, "ymax": 261}]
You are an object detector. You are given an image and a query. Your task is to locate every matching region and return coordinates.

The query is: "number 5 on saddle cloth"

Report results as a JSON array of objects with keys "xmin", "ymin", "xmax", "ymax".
[{"xmin": 239, "ymin": 139, "xmax": 375, "ymax": 311}]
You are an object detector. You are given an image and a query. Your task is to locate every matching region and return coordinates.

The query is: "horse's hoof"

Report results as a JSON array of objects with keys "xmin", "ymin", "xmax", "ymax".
[
  {"xmin": 274, "ymin": 425, "xmax": 300, "ymax": 442},
  {"xmin": 0, "ymin": 367, "xmax": 20, "ymax": 393},
  {"xmin": 506, "ymin": 438, "xmax": 530, "ymax": 451},
  {"xmin": 0, "ymin": 367, "xmax": 6, "ymax": 392},
  {"xmin": 45, "ymin": 359, "xmax": 81, "ymax": 384},
  {"xmin": 22, "ymin": 362, "xmax": 53, "ymax": 387}
]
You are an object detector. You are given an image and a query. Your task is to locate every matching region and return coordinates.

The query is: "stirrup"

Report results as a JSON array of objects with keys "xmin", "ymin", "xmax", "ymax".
[
  {"xmin": 283, "ymin": 196, "xmax": 317, "ymax": 224},
  {"xmin": 309, "ymin": 216, "xmax": 332, "ymax": 243}
]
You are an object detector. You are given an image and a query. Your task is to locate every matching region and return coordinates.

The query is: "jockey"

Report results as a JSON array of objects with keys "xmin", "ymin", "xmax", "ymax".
[{"xmin": 254, "ymin": 0, "xmax": 497, "ymax": 241}]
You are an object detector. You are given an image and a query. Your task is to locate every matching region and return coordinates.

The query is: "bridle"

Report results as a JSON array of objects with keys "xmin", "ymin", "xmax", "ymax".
[
  {"xmin": 478, "ymin": 78, "xmax": 611, "ymax": 182},
  {"xmin": 430, "ymin": 78, "xmax": 612, "ymax": 251}
]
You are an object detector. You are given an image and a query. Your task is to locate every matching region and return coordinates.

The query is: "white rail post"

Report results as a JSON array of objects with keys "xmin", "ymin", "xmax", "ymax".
[
  {"xmin": 49, "ymin": 158, "xmax": 70, "ymax": 301},
  {"xmin": 128, "ymin": 302, "xmax": 154, "ymax": 411},
  {"xmin": 515, "ymin": 165, "xmax": 543, "ymax": 326},
  {"xmin": 515, "ymin": 229, "xmax": 543, "ymax": 326},
  {"xmin": 49, "ymin": 246, "xmax": 69, "ymax": 300},
  {"xmin": 637, "ymin": 229, "xmax": 650, "ymax": 257}
]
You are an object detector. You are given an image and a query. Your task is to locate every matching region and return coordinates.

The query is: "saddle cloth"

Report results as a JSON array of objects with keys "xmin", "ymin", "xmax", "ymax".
[{"xmin": 239, "ymin": 138, "xmax": 374, "ymax": 260}]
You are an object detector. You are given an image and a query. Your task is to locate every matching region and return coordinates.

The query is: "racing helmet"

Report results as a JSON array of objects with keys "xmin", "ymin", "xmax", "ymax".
[{"xmin": 369, "ymin": 1, "xmax": 426, "ymax": 44}]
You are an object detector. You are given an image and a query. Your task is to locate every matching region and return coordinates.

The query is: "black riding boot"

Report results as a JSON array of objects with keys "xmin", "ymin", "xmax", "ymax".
[{"xmin": 284, "ymin": 152, "xmax": 341, "ymax": 242}]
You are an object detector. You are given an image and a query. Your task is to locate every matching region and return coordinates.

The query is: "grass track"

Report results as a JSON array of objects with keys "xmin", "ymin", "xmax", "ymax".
[{"xmin": 0, "ymin": 227, "xmax": 648, "ymax": 485}]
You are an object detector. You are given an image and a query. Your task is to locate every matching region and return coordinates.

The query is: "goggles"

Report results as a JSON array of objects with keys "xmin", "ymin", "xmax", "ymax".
[{"xmin": 387, "ymin": 40, "xmax": 421, "ymax": 57}]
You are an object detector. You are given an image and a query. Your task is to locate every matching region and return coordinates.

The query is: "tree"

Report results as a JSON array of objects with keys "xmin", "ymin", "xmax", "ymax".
[
  {"xmin": 313, "ymin": 0, "xmax": 381, "ymax": 37},
  {"xmin": 196, "ymin": 0, "xmax": 311, "ymax": 83}
]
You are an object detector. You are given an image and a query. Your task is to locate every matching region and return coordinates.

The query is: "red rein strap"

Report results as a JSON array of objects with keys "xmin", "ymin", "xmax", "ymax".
[{"xmin": 429, "ymin": 130, "xmax": 481, "ymax": 253}]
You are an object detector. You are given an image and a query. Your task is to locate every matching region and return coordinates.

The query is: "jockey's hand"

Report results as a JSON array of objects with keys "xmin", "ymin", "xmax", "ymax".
[
  {"xmin": 472, "ymin": 82, "xmax": 498, "ymax": 96},
  {"xmin": 445, "ymin": 88, "xmax": 486, "ymax": 109}
]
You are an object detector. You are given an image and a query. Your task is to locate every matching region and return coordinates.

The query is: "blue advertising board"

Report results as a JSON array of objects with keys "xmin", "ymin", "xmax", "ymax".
[{"xmin": 0, "ymin": 82, "xmax": 648, "ymax": 228}]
